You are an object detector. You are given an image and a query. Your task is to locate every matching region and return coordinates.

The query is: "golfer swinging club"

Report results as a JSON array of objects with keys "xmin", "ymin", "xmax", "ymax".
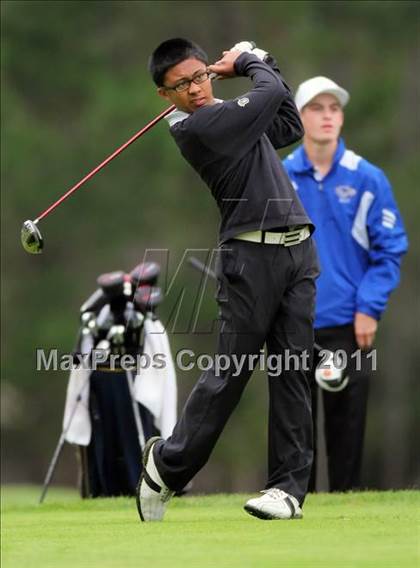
[{"xmin": 136, "ymin": 38, "xmax": 319, "ymax": 521}]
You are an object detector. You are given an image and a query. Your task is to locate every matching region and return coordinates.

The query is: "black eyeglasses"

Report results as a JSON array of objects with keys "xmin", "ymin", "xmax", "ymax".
[{"xmin": 164, "ymin": 70, "xmax": 210, "ymax": 93}]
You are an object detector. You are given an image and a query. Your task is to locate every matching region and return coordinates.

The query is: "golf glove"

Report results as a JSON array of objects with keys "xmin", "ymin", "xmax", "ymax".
[{"xmin": 230, "ymin": 41, "xmax": 268, "ymax": 62}]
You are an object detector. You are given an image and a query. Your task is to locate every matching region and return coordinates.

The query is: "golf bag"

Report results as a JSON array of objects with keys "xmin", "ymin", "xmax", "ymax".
[{"xmin": 62, "ymin": 262, "xmax": 177, "ymax": 498}]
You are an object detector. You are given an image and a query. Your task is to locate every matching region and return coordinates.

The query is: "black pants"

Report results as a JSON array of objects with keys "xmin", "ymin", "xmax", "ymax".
[
  {"xmin": 309, "ymin": 325, "xmax": 371, "ymax": 492},
  {"xmin": 154, "ymin": 237, "xmax": 319, "ymax": 504}
]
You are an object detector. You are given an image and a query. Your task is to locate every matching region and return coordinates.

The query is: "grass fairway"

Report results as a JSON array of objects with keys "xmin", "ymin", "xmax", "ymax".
[{"xmin": 1, "ymin": 486, "xmax": 419, "ymax": 567}]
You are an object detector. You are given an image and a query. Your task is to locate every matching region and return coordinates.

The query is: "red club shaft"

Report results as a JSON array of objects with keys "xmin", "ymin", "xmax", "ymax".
[{"xmin": 35, "ymin": 105, "xmax": 176, "ymax": 223}]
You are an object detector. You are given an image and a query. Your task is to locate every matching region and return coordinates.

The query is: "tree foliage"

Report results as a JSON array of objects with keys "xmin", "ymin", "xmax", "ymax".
[{"xmin": 1, "ymin": 0, "xmax": 419, "ymax": 490}]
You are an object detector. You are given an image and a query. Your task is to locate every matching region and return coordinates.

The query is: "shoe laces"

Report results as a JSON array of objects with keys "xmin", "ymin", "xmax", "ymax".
[
  {"xmin": 261, "ymin": 488, "xmax": 289, "ymax": 500},
  {"xmin": 160, "ymin": 487, "xmax": 174, "ymax": 503}
]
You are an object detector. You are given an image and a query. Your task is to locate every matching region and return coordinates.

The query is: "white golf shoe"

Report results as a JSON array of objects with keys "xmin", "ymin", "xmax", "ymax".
[
  {"xmin": 136, "ymin": 437, "xmax": 174, "ymax": 522},
  {"xmin": 244, "ymin": 488, "xmax": 303, "ymax": 520}
]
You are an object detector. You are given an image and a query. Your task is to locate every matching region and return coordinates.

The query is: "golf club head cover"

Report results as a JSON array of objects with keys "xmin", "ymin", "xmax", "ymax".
[
  {"xmin": 97, "ymin": 271, "xmax": 125, "ymax": 299},
  {"xmin": 230, "ymin": 41, "xmax": 268, "ymax": 62},
  {"xmin": 130, "ymin": 262, "xmax": 160, "ymax": 287},
  {"xmin": 315, "ymin": 350, "xmax": 349, "ymax": 392}
]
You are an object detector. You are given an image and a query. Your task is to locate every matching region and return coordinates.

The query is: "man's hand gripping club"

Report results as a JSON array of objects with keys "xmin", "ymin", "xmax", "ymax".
[
  {"xmin": 208, "ymin": 50, "xmax": 243, "ymax": 78},
  {"xmin": 209, "ymin": 40, "xmax": 268, "ymax": 79}
]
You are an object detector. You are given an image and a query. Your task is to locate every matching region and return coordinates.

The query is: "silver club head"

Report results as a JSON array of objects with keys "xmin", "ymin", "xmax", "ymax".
[{"xmin": 21, "ymin": 220, "xmax": 43, "ymax": 254}]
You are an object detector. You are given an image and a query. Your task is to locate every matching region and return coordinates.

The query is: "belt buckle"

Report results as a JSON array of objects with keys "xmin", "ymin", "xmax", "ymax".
[{"xmin": 264, "ymin": 232, "xmax": 284, "ymax": 245}]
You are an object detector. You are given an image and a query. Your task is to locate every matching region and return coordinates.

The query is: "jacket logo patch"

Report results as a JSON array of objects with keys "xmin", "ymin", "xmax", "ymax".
[
  {"xmin": 335, "ymin": 185, "xmax": 357, "ymax": 203},
  {"xmin": 237, "ymin": 97, "xmax": 249, "ymax": 107}
]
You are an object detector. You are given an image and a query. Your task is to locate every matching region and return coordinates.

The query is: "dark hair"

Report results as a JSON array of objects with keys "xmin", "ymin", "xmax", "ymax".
[{"xmin": 149, "ymin": 38, "xmax": 208, "ymax": 87}]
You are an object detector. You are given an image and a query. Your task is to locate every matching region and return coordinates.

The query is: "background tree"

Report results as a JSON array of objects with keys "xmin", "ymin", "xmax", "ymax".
[{"xmin": 1, "ymin": 0, "xmax": 419, "ymax": 490}]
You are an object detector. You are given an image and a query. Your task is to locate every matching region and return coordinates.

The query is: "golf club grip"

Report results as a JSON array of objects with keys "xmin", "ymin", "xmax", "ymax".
[{"xmin": 35, "ymin": 105, "xmax": 176, "ymax": 222}]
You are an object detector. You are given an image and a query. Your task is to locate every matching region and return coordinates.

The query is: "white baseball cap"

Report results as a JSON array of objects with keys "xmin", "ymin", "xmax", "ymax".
[{"xmin": 295, "ymin": 76, "xmax": 350, "ymax": 112}]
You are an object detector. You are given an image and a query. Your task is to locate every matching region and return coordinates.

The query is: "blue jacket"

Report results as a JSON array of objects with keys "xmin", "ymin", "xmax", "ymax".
[{"xmin": 283, "ymin": 139, "xmax": 408, "ymax": 328}]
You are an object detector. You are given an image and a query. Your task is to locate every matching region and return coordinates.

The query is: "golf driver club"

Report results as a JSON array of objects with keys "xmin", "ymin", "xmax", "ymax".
[
  {"xmin": 20, "ymin": 68, "xmax": 226, "ymax": 255},
  {"xmin": 21, "ymin": 104, "xmax": 175, "ymax": 254}
]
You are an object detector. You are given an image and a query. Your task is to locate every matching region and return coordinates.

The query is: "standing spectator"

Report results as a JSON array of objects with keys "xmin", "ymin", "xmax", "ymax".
[{"xmin": 283, "ymin": 76, "xmax": 408, "ymax": 491}]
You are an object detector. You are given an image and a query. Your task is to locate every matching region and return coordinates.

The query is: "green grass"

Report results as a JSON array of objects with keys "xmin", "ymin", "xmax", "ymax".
[{"xmin": 1, "ymin": 486, "xmax": 419, "ymax": 568}]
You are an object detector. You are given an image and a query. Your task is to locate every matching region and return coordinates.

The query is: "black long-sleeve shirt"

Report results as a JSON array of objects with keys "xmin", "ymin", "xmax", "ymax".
[{"xmin": 167, "ymin": 52, "xmax": 313, "ymax": 243}]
